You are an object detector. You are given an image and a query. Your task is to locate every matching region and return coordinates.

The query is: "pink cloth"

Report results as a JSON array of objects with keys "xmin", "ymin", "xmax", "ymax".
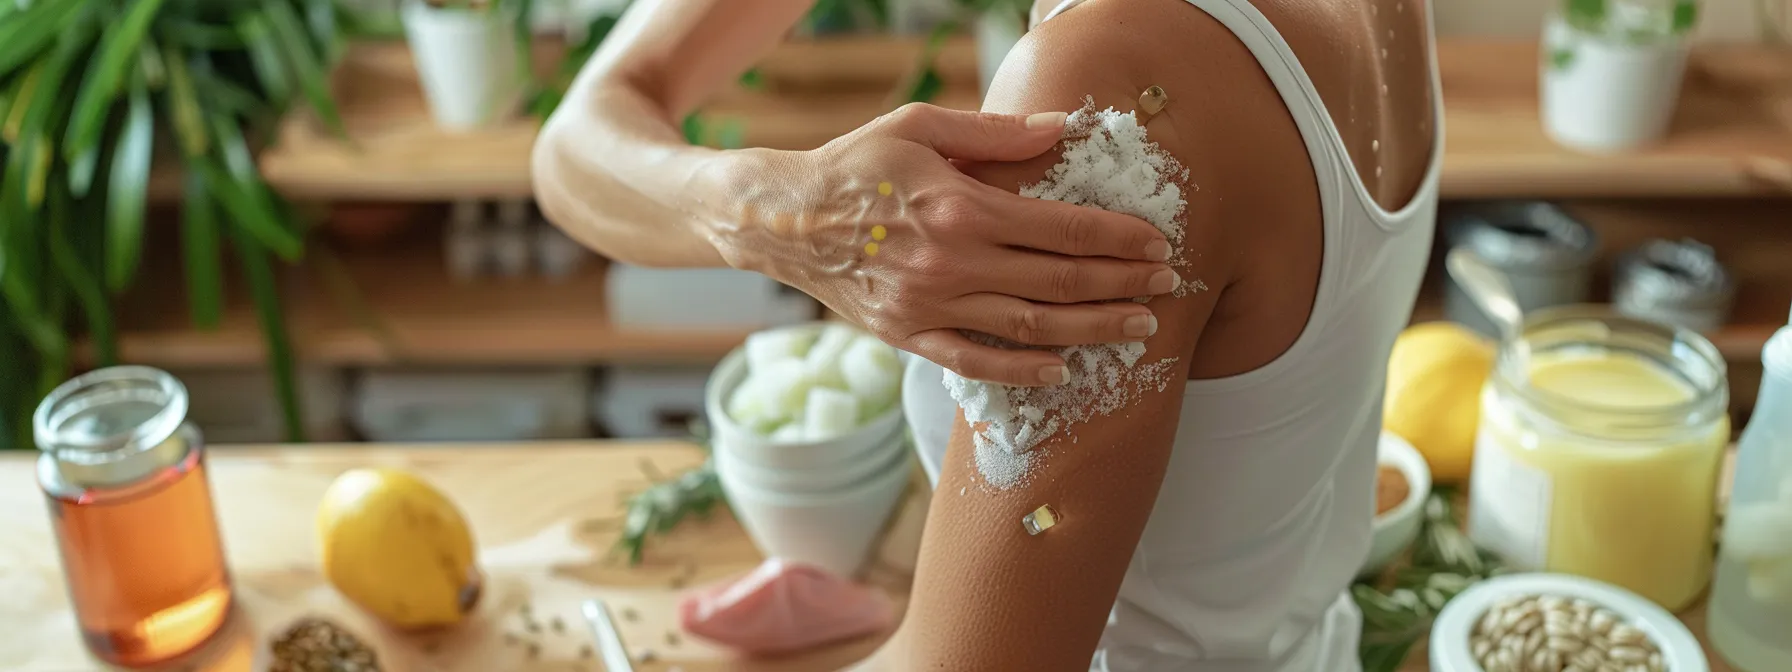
[{"xmin": 678, "ymin": 558, "xmax": 894, "ymax": 655}]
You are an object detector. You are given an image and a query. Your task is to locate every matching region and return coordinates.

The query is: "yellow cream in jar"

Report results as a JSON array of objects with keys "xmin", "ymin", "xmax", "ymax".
[{"xmin": 1471, "ymin": 348, "xmax": 1729, "ymax": 611}]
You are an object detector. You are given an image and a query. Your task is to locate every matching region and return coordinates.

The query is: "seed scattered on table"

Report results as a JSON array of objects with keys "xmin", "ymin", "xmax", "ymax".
[
  {"xmin": 503, "ymin": 632, "xmax": 518, "ymax": 646},
  {"xmin": 579, "ymin": 644, "xmax": 594, "ymax": 659},
  {"xmin": 269, "ymin": 617, "xmax": 381, "ymax": 672},
  {"xmin": 622, "ymin": 607, "xmax": 640, "ymax": 622},
  {"xmin": 551, "ymin": 616, "xmax": 566, "ymax": 633},
  {"xmin": 638, "ymin": 648, "xmax": 657, "ymax": 664},
  {"xmin": 665, "ymin": 631, "xmax": 681, "ymax": 647},
  {"xmin": 526, "ymin": 642, "xmax": 541, "ymax": 659}
]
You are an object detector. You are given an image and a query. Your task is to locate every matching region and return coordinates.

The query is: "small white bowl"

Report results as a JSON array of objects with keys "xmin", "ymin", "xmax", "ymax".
[
  {"xmin": 1431, "ymin": 573, "xmax": 1708, "ymax": 672},
  {"xmin": 721, "ymin": 451, "xmax": 915, "ymax": 578},
  {"xmin": 705, "ymin": 339, "xmax": 907, "ymax": 471},
  {"xmin": 1361, "ymin": 431, "xmax": 1432, "ymax": 577},
  {"xmin": 714, "ymin": 432, "xmax": 907, "ymax": 494}
]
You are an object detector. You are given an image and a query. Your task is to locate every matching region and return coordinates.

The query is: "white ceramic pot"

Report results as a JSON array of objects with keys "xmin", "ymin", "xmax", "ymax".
[
  {"xmin": 1540, "ymin": 13, "xmax": 1689, "ymax": 153},
  {"xmin": 1431, "ymin": 573, "xmax": 1709, "ymax": 672},
  {"xmin": 975, "ymin": 10, "xmax": 1026, "ymax": 96},
  {"xmin": 721, "ymin": 453, "xmax": 914, "ymax": 577},
  {"xmin": 402, "ymin": 0, "xmax": 521, "ymax": 131},
  {"xmin": 715, "ymin": 432, "xmax": 906, "ymax": 495},
  {"xmin": 1360, "ymin": 431, "xmax": 1432, "ymax": 577},
  {"xmin": 704, "ymin": 343, "xmax": 907, "ymax": 471}
]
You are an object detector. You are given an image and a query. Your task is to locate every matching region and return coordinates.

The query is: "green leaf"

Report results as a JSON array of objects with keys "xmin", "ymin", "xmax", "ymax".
[
  {"xmin": 1549, "ymin": 46, "xmax": 1576, "ymax": 71},
  {"xmin": 906, "ymin": 68, "xmax": 944, "ymax": 104},
  {"xmin": 237, "ymin": 13, "xmax": 290, "ymax": 105},
  {"xmin": 195, "ymin": 161, "xmax": 303, "ymax": 261},
  {"xmin": 196, "ymin": 70, "xmax": 265, "ymax": 117},
  {"xmin": 1671, "ymin": 0, "xmax": 1698, "ymax": 33},
  {"xmin": 738, "ymin": 68, "xmax": 765, "ymax": 91},
  {"xmin": 64, "ymin": 0, "xmax": 166, "ymax": 164},
  {"xmin": 233, "ymin": 232, "xmax": 305, "ymax": 442},
  {"xmin": 48, "ymin": 183, "xmax": 115, "ymax": 366},
  {"xmin": 0, "ymin": 0, "xmax": 85, "ymax": 76},
  {"xmin": 67, "ymin": 146, "xmax": 99, "ymax": 197},
  {"xmin": 180, "ymin": 170, "xmax": 223, "ymax": 328},
  {"xmin": 106, "ymin": 81, "xmax": 153, "ymax": 292},
  {"xmin": 160, "ymin": 17, "xmax": 245, "ymax": 50},
  {"xmin": 511, "ymin": 0, "xmax": 536, "ymax": 87},
  {"xmin": 681, "ymin": 113, "xmax": 704, "ymax": 145},
  {"xmin": 161, "ymin": 44, "xmax": 208, "ymax": 157},
  {"xmin": 261, "ymin": 0, "xmax": 347, "ymax": 139},
  {"xmin": 305, "ymin": 0, "xmax": 342, "ymax": 59},
  {"xmin": 1565, "ymin": 0, "xmax": 1607, "ymax": 31},
  {"xmin": 136, "ymin": 40, "xmax": 165, "ymax": 89}
]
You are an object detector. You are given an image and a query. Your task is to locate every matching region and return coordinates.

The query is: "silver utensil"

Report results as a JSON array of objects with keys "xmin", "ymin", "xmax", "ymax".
[{"xmin": 581, "ymin": 599, "xmax": 636, "ymax": 672}]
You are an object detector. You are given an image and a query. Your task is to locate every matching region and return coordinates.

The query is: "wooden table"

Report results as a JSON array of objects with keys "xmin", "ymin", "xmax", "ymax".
[
  {"xmin": 0, "ymin": 443, "xmax": 928, "ymax": 672},
  {"xmin": 0, "ymin": 442, "xmax": 1737, "ymax": 671}
]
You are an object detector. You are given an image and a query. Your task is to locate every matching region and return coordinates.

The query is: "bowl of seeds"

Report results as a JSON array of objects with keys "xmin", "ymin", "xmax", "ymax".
[{"xmin": 1430, "ymin": 573, "xmax": 1707, "ymax": 672}]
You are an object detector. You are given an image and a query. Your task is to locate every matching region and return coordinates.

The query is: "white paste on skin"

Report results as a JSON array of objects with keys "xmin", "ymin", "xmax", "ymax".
[{"xmin": 945, "ymin": 97, "xmax": 1192, "ymax": 489}]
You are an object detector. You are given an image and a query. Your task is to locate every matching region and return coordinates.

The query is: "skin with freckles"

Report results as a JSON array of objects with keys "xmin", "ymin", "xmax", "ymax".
[{"xmin": 859, "ymin": 0, "xmax": 1435, "ymax": 668}]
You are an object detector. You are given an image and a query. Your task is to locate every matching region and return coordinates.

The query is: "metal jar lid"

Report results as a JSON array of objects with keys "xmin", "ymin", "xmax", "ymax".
[
  {"xmin": 1448, "ymin": 202, "xmax": 1599, "ymax": 272},
  {"xmin": 1612, "ymin": 238, "xmax": 1736, "ymax": 332}
]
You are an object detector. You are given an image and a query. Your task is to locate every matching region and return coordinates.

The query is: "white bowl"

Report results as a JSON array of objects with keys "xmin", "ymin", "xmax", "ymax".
[
  {"xmin": 706, "ymin": 340, "xmax": 906, "ymax": 471},
  {"xmin": 1361, "ymin": 431, "xmax": 1432, "ymax": 577},
  {"xmin": 715, "ymin": 432, "xmax": 907, "ymax": 494},
  {"xmin": 721, "ymin": 452, "xmax": 915, "ymax": 578},
  {"xmin": 1431, "ymin": 573, "xmax": 1708, "ymax": 672}
]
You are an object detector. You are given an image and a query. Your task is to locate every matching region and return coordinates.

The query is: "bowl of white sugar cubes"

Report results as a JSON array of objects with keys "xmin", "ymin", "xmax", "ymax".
[{"xmin": 706, "ymin": 321, "xmax": 912, "ymax": 576}]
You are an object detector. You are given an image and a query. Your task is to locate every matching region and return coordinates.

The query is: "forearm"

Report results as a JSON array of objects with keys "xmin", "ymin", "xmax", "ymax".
[{"xmin": 532, "ymin": 77, "xmax": 757, "ymax": 268}]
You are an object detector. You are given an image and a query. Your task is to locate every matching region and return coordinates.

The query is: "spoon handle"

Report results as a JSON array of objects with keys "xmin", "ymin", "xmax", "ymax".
[{"xmin": 1446, "ymin": 248, "xmax": 1525, "ymax": 340}]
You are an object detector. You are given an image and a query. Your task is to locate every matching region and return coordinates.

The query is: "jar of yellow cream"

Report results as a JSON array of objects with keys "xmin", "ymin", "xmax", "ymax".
[{"xmin": 1468, "ymin": 307, "xmax": 1730, "ymax": 611}]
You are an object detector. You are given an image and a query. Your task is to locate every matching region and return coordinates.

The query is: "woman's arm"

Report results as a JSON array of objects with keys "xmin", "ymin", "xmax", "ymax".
[
  {"xmin": 531, "ymin": 0, "xmax": 811, "ymax": 267},
  {"xmin": 869, "ymin": 1, "xmax": 1296, "ymax": 667},
  {"xmin": 531, "ymin": 0, "xmax": 1192, "ymax": 387}
]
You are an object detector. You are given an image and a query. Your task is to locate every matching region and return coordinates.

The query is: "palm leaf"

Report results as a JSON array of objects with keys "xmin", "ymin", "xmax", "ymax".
[
  {"xmin": 261, "ymin": 0, "xmax": 347, "ymax": 139},
  {"xmin": 161, "ymin": 43, "xmax": 209, "ymax": 157},
  {"xmin": 64, "ymin": 0, "xmax": 166, "ymax": 165},
  {"xmin": 0, "ymin": 0, "xmax": 85, "ymax": 76},
  {"xmin": 106, "ymin": 79, "xmax": 154, "ymax": 292},
  {"xmin": 236, "ymin": 13, "xmax": 290, "ymax": 105},
  {"xmin": 48, "ymin": 183, "xmax": 115, "ymax": 366},
  {"xmin": 233, "ymin": 231, "xmax": 305, "ymax": 442},
  {"xmin": 195, "ymin": 161, "xmax": 302, "ymax": 260},
  {"xmin": 181, "ymin": 169, "xmax": 224, "ymax": 328}
]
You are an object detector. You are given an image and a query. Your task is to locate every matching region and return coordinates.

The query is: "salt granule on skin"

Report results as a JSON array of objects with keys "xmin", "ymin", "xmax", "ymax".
[{"xmin": 947, "ymin": 97, "xmax": 1194, "ymax": 490}]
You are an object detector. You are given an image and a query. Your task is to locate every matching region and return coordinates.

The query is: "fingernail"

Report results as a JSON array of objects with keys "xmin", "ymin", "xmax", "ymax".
[
  {"xmin": 1144, "ymin": 240, "xmax": 1171, "ymax": 262},
  {"xmin": 1025, "ymin": 111, "xmax": 1068, "ymax": 130},
  {"xmin": 1039, "ymin": 365, "xmax": 1070, "ymax": 385},
  {"xmin": 1149, "ymin": 269, "xmax": 1177, "ymax": 294},
  {"xmin": 1125, "ymin": 314, "xmax": 1158, "ymax": 339}
]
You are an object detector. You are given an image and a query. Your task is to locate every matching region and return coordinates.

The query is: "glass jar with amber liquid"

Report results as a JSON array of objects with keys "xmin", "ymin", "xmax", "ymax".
[{"xmin": 34, "ymin": 366, "xmax": 233, "ymax": 667}]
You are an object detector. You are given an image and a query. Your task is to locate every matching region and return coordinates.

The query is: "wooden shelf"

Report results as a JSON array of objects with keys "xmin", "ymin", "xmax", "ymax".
[
  {"xmin": 102, "ymin": 229, "xmax": 763, "ymax": 367},
  {"xmin": 256, "ymin": 38, "xmax": 1792, "ymax": 202}
]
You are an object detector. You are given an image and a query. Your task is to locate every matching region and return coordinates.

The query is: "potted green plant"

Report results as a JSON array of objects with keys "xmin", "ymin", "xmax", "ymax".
[
  {"xmin": 1542, "ymin": 0, "xmax": 1701, "ymax": 152},
  {"xmin": 0, "ymin": 0, "xmax": 346, "ymax": 450},
  {"xmin": 402, "ymin": 0, "xmax": 535, "ymax": 131}
]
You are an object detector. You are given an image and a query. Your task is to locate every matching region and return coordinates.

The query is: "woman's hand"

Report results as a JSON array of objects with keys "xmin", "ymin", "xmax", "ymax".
[{"xmin": 709, "ymin": 103, "xmax": 1177, "ymax": 387}]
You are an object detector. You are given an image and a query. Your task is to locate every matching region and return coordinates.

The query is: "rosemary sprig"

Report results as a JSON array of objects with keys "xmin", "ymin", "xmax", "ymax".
[
  {"xmin": 1354, "ymin": 486, "xmax": 1506, "ymax": 672},
  {"xmin": 613, "ymin": 422, "xmax": 729, "ymax": 566}
]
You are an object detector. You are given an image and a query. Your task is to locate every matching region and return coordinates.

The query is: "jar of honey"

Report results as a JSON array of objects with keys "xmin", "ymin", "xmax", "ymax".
[
  {"xmin": 34, "ymin": 366, "xmax": 233, "ymax": 666},
  {"xmin": 1468, "ymin": 307, "xmax": 1729, "ymax": 611}
]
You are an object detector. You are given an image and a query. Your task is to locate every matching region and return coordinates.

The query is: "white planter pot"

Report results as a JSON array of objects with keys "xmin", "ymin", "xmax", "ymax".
[
  {"xmin": 1539, "ymin": 13, "xmax": 1689, "ymax": 153},
  {"xmin": 402, "ymin": 0, "xmax": 522, "ymax": 131},
  {"xmin": 975, "ymin": 11, "xmax": 1027, "ymax": 97}
]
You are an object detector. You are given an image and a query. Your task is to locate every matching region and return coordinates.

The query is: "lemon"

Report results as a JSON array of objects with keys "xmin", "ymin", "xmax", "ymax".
[
  {"xmin": 316, "ymin": 468, "xmax": 482, "ymax": 629},
  {"xmin": 1384, "ymin": 322, "xmax": 1496, "ymax": 484}
]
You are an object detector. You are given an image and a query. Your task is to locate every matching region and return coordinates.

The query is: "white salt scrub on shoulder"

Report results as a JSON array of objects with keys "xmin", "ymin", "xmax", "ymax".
[{"xmin": 945, "ymin": 97, "xmax": 1194, "ymax": 490}]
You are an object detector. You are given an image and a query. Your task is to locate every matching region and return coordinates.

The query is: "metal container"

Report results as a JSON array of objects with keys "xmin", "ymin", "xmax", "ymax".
[
  {"xmin": 1612, "ymin": 238, "xmax": 1735, "ymax": 333},
  {"xmin": 1444, "ymin": 202, "xmax": 1599, "ymax": 338}
]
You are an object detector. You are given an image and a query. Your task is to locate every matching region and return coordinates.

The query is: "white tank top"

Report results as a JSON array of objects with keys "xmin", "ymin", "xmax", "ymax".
[{"xmin": 900, "ymin": 0, "xmax": 1443, "ymax": 669}]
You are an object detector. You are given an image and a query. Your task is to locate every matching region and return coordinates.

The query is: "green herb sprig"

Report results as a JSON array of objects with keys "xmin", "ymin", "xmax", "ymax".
[
  {"xmin": 1355, "ymin": 486, "xmax": 1507, "ymax": 672},
  {"xmin": 613, "ymin": 421, "xmax": 729, "ymax": 566}
]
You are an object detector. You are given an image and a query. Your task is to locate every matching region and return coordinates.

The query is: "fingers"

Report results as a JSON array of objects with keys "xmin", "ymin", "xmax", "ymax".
[
  {"xmin": 907, "ymin": 329, "xmax": 1070, "ymax": 388},
  {"xmin": 884, "ymin": 103, "xmax": 1069, "ymax": 163},
  {"xmin": 988, "ymin": 251, "xmax": 1178, "ymax": 304},
  {"xmin": 991, "ymin": 196, "xmax": 1172, "ymax": 261},
  {"xmin": 950, "ymin": 294, "xmax": 1158, "ymax": 347}
]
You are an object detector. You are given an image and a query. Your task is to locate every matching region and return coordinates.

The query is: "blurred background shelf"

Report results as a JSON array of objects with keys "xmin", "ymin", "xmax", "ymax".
[
  {"xmin": 93, "ymin": 227, "xmax": 764, "ymax": 367},
  {"xmin": 254, "ymin": 37, "xmax": 1792, "ymax": 202}
]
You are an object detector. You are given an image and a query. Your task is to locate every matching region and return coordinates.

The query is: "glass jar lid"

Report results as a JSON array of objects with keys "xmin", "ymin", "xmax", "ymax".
[{"xmin": 35, "ymin": 366, "xmax": 193, "ymax": 486}]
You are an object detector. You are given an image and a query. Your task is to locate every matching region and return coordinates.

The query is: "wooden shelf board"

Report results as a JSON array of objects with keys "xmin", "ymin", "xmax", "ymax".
[
  {"xmin": 100, "ymin": 231, "xmax": 758, "ymax": 367},
  {"xmin": 256, "ymin": 38, "xmax": 1792, "ymax": 202}
]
